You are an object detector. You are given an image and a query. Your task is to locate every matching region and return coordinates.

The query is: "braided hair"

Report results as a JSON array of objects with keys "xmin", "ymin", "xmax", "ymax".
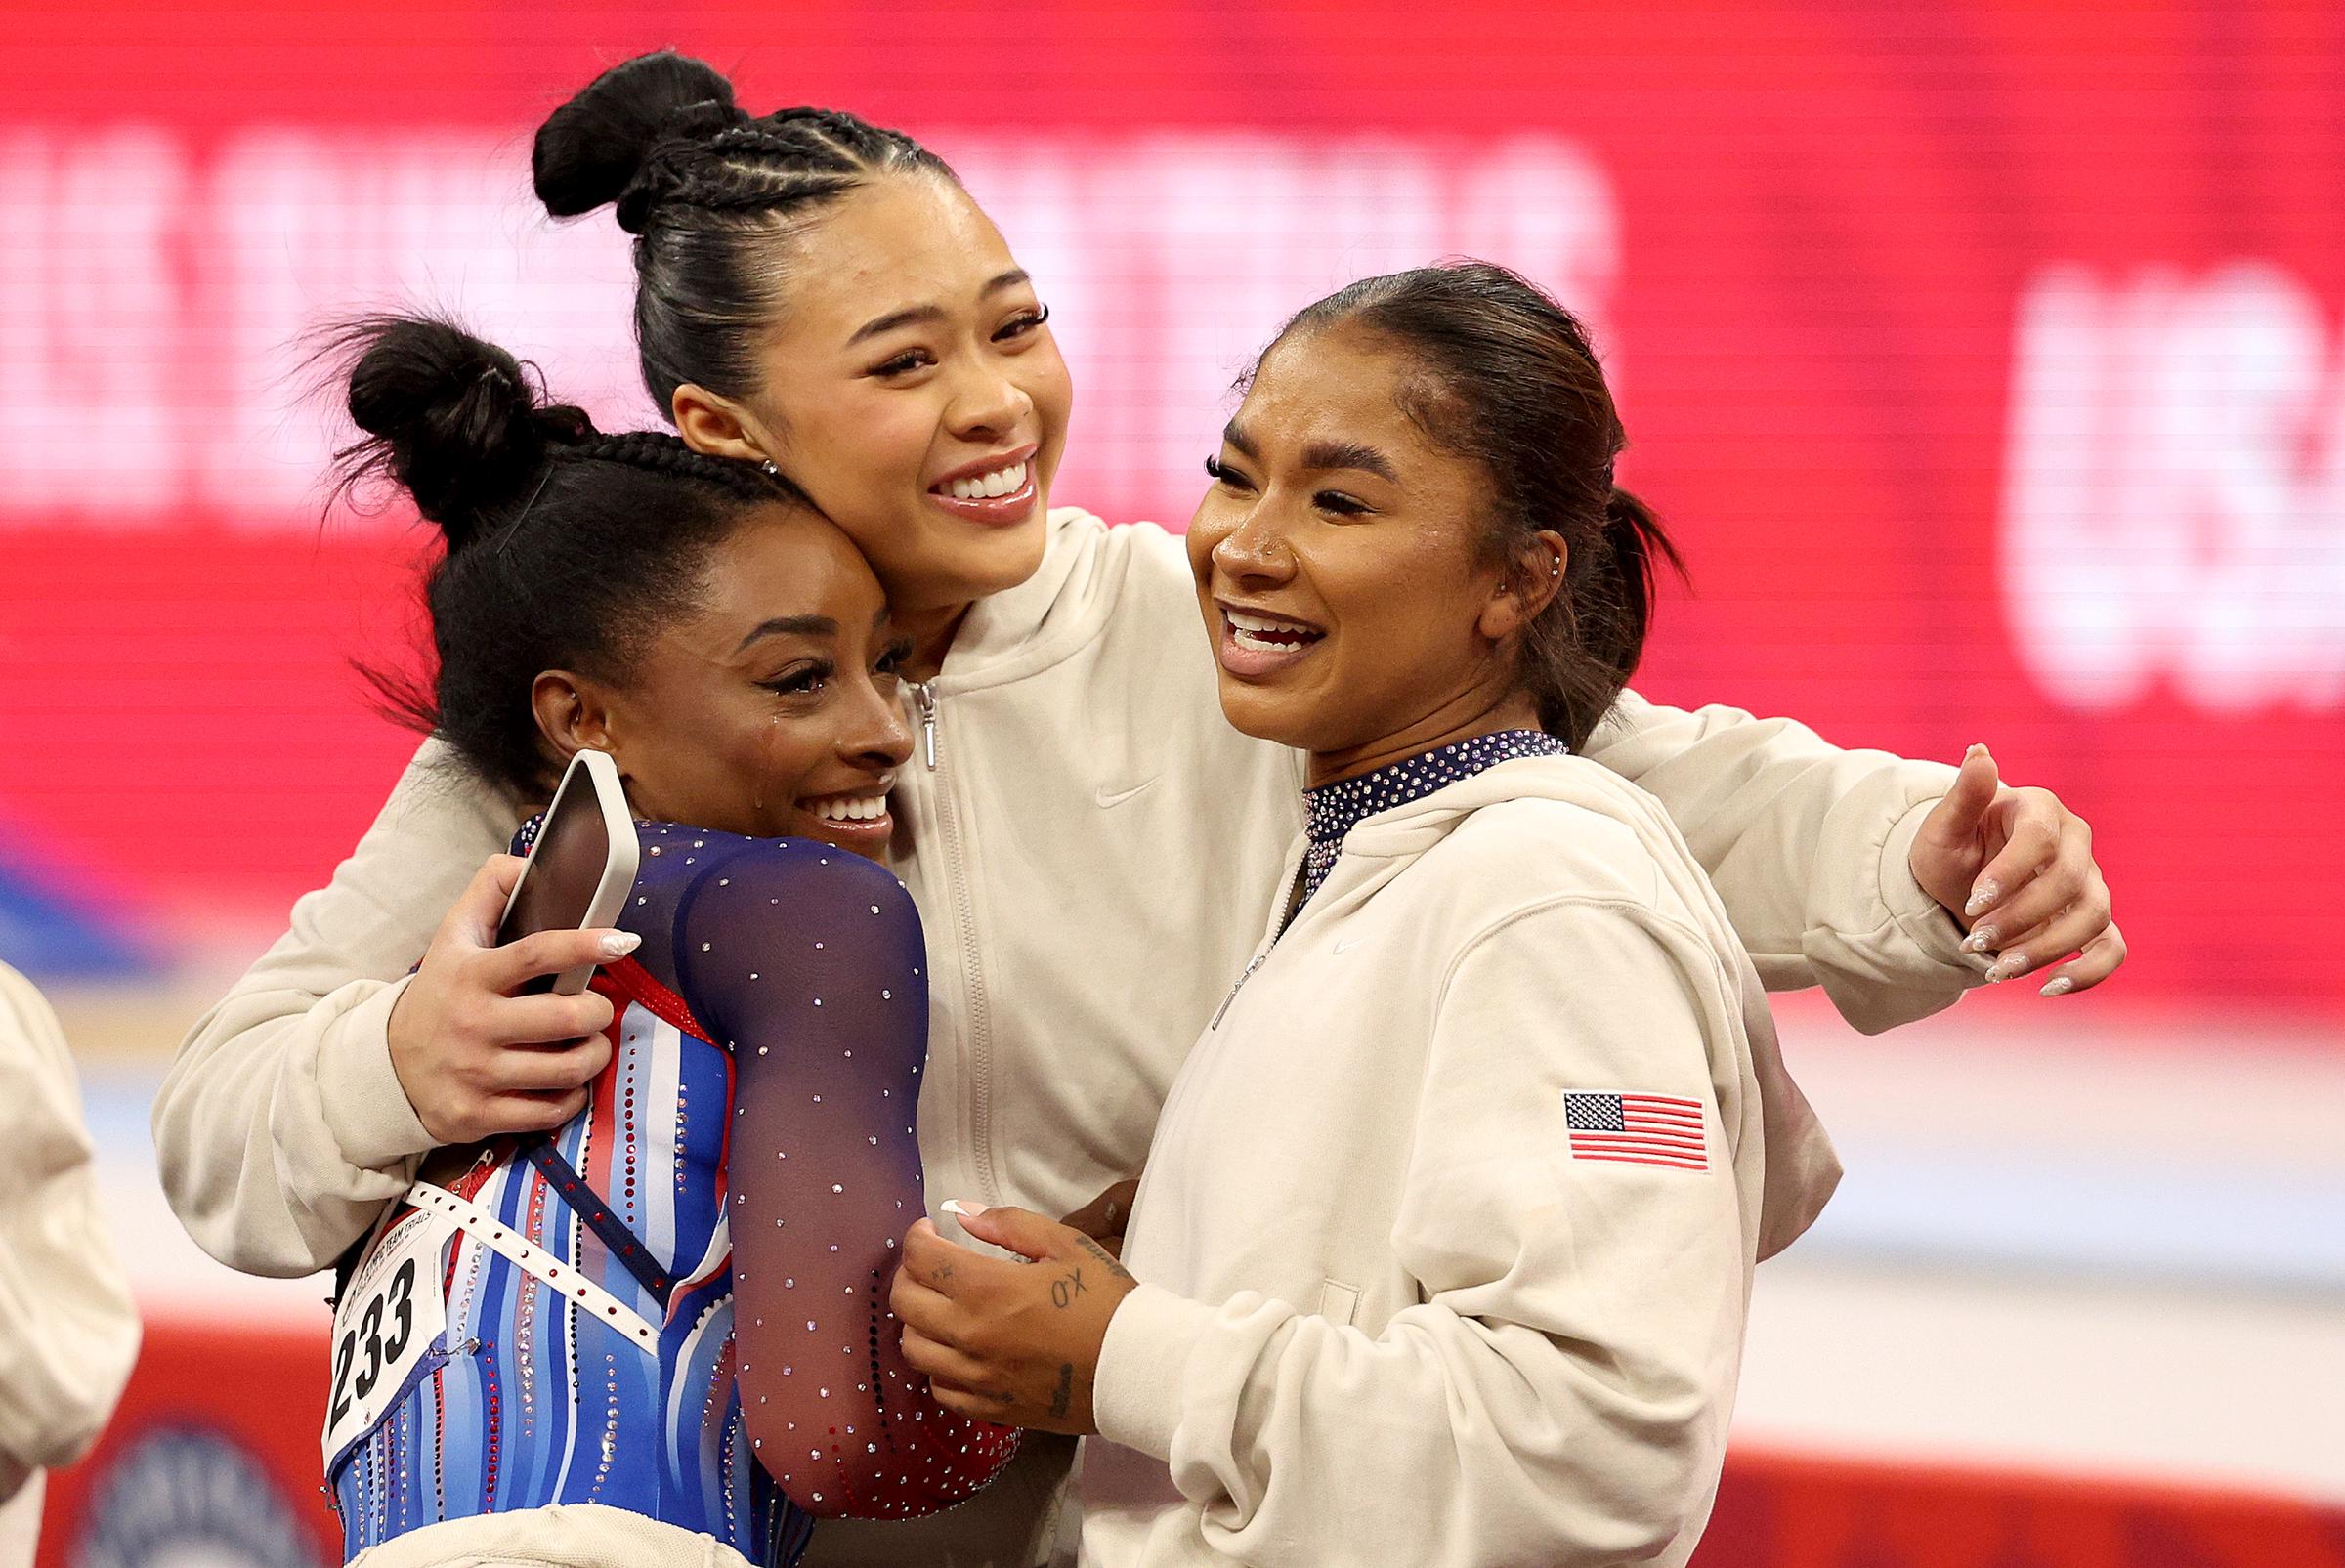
[
  {"xmin": 333, "ymin": 315, "xmax": 802, "ymax": 799},
  {"xmin": 533, "ymin": 51, "xmax": 958, "ymax": 418}
]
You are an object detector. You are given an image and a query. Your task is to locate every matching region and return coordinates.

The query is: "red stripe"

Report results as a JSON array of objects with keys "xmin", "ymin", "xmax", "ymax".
[
  {"xmin": 603, "ymin": 955, "xmax": 711, "ymax": 1040},
  {"xmin": 1573, "ymin": 1150, "xmax": 1709, "ymax": 1171},
  {"xmin": 1572, "ymin": 1146, "xmax": 1706, "ymax": 1165},
  {"xmin": 1623, "ymin": 1104, "xmax": 1704, "ymax": 1123},
  {"xmin": 1575, "ymin": 1129, "xmax": 1705, "ymax": 1150},
  {"xmin": 1621, "ymin": 1095, "xmax": 1703, "ymax": 1111}
]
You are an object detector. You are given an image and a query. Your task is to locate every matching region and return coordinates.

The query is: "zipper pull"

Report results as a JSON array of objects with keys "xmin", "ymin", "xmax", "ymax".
[
  {"xmin": 1210, "ymin": 953, "xmax": 1266, "ymax": 1031},
  {"xmin": 912, "ymin": 681, "xmax": 940, "ymax": 770}
]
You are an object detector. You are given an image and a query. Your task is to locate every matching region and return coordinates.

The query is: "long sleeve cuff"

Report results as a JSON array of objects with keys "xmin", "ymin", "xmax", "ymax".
[
  {"xmin": 1094, "ymin": 1283, "xmax": 1217, "ymax": 1462},
  {"xmin": 314, "ymin": 975, "xmax": 434, "ymax": 1170},
  {"xmin": 1878, "ymin": 794, "xmax": 1988, "ymax": 975}
]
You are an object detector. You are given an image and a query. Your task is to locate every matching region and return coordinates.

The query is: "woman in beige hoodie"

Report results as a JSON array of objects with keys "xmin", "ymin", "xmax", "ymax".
[
  {"xmin": 893, "ymin": 263, "xmax": 1848, "ymax": 1568},
  {"xmin": 154, "ymin": 51, "xmax": 2119, "ymax": 1568}
]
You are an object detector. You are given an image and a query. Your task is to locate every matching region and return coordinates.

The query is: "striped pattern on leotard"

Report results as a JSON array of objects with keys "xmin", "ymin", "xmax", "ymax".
[{"xmin": 330, "ymin": 959, "xmax": 803, "ymax": 1563}]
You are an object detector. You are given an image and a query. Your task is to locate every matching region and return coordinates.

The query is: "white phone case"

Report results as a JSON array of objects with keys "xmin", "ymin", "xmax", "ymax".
[{"xmin": 498, "ymin": 748, "xmax": 641, "ymax": 996}]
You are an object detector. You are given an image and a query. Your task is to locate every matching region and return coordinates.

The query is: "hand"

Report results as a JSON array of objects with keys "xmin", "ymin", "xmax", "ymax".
[
  {"xmin": 1909, "ymin": 745, "xmax": 2127, "ymax": 996},
  {"xmin": 1060, "ymin": 1178, "xmax": 1142, "ymax": 1259},
  {"xmin": 891, "ymin": 1202, "xmax": 1139, "ymax": 1436},
  {"xmin": 386, "ymin": 855, "xmax": 637, "ymax": 1144}
]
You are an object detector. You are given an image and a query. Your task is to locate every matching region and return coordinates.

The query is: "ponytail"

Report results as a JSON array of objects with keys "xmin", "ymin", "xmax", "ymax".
[{"xmin": 1579, "ymin": 485, "xmax": 1683, "ymax": 695}]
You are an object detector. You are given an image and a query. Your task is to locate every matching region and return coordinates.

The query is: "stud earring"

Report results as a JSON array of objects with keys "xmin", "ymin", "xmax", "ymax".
[{"xmin": 760, "ymin": 459, "xmax": 781, "ymax": 479}]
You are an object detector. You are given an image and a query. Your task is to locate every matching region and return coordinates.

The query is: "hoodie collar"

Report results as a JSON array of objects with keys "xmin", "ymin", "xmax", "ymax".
[
  {"xmin": 931, "ymin": 507, "xmax": 1119, "ymax": 692},
  {"xmin": 1296, "ymin": 730, "xmax": 1567, "ymax": 913}
]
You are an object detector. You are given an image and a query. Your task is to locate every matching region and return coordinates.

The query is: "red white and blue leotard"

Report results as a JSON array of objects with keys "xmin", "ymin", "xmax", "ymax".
[{"xmin": 328, "ymin": 823, "xmax": 1017, "ymax": 1563}]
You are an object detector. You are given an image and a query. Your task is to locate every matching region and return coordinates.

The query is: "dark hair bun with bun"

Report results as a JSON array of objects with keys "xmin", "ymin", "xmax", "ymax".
[
  {"xmin": 534, "ymin": 50, "xmax": 744, "ymax": 230},
  {"xmin": 333, "ymin": 317, "xmax": 592, "ymax": 551}
]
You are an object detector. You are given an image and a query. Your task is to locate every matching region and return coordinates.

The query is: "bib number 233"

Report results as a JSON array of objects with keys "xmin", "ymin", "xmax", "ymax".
[{"xmin": 321, "ymin": 1207, "xmax": 450, "ymax": 1467}]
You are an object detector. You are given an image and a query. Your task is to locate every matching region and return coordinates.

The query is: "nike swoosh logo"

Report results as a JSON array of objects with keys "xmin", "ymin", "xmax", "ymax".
[{"xmin": 1095, "ymin": 778, "xmax": 1159, "ymax": 808}]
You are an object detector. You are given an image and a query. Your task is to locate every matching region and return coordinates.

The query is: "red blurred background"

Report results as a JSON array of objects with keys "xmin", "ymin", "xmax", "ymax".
[
  {"xmin": 5, "ymin": 0, "xmax": 2340, "ymax": 1002},
  {"xmin": 7, "ymin": 4, "xmax": 2342, "ymax": 1566}
]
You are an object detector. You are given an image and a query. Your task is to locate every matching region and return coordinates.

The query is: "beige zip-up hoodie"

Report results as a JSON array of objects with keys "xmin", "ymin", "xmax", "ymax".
[
  {"xmin": 1083, "ymin": 754, "xmax": 1838, "ymax": 1568},
  {"xmin": 152, "ymin": 507, "xmax": 1972, "ymax": 1564}
]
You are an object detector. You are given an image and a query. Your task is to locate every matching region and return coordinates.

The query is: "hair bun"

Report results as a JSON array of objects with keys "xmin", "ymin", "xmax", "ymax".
[
  {"xmin": 338, "ymin": 318, "xmax": 566, "ymax": 551},
  {"xmin": 534, "ymin": 51, "xmax": 744, "ymax": 229}
]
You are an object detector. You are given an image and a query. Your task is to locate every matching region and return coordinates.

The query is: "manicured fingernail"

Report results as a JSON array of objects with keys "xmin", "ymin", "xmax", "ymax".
[
  {"xmin": 1987, "ymin": 953, "xmax": 2032, "ymax": 982},
  {"xmin": 1966, "ymin": 743, "xmax": 1989, "ymax": 761},
  {"xmin": 599, "ymin": 931, "xmax": 642, "ymax": 959},
  {"xmin": 941, "ymin": 1200, "xmax": 988, "ymax": 1220},
  {"xmin": 2039, "ymin": 977, "xmax": 2075, "ymax": 997},
  {"xmin": 1965, "ymin": 881, "xmax": 2000, "ymax": 918},
  {"xmin": 1961, "ymin": 927, "xmax": 1998, "ymax": 955}
]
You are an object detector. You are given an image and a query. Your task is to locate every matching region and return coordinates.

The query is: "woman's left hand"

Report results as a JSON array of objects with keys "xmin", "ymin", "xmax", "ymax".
[
  {"xmin": 891, "ymin": 1202, "xmax": 1138, "ymax": 1436},
  {"xmin": 1909, "ymin": 744, "xmax": 2127, "ymax": 996}
]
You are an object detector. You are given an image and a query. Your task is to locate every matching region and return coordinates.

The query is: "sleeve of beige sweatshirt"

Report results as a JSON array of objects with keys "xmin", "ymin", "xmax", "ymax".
[
  {"xmin": 151, "ymin": 740, "xmax": 516, "ymax": 1279},
  {"xmin": 1577, "ymin": 690, "xmax": 1983, "ymax": 1033},
  {"xmin": 0, "ymin": 965, "xmax": 141, "ymax": 1504},
  {"xmin": 1092, "ymin": 898, "xmax": 1769, "ymax": 1568},
  {"xmin": 1116, "ymin": 520, "xmax": 1977, "ymax": 1032}
]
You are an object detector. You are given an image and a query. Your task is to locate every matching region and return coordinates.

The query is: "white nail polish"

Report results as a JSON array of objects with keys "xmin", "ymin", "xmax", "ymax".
[
  {"xmin": 1964, "ymin": 881, "xmax": 2000, "ymax": 918},
  {"xmin": 1961, "ymin": 928, "xmax": 1997, "ymax": 955},
  {"xmin": 2039, "ymin": 977, "xmax": 2074, "ymax": 997},
  {"xmin": 599, "ymin": 931, "xmax": 642, "ymax": 959},
  {"xmin": 941, "ymin": 1199, "xmax": 989, "ymax": 1220}
]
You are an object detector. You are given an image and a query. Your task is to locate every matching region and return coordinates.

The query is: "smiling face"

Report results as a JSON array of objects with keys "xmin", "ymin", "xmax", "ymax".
[
  {"xmin": 1188, "ymin": 320, "xmax": 1551, "ymax": 783},
  {"xmin": 693, "ymin": 174, "xmax": 1073, "ymax": 632},
  {"xmin": 543, "ymin": 502, "xmax": 916, "ymax": 857}
]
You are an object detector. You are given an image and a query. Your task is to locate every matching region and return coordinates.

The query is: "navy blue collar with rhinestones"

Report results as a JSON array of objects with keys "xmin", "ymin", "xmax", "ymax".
[{"xmin": 1295, "ymin": 728, "xmax": 1569, "ymax": 911}]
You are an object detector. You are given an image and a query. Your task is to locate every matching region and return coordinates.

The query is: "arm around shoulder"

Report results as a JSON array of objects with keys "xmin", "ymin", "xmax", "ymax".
[
  {"xmin": 1582, "ymin": 690, "xmax": 1983, "ymax": 1032},
  {"xmin": 152, "ymin": 740, "xmax": 513, "ymax": 1277}
]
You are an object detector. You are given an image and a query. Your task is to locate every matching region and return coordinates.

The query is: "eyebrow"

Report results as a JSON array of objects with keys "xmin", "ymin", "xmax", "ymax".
[
  {"xmin": 734, "ymin": 614, "xmax": 836, "ymax": 654},
  {"xmin": 1303, "ymin": 440, "xmax": 1397, "ymax": 482},
  {"xmin": 1220, "ymin": 420, "xmax": 1396, "ymax": 482},
  {"xmin": 846, "ymin": 269, "xmax": 1034, "ymax": 347}
]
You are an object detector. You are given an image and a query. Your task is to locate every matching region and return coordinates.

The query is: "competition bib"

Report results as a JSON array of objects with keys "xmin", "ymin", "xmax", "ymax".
[
  {"xmin": 321, "ymin": 1201, "xmax": 450, "ymax": 1468},
  {"xmin": 320, "ymin": 1178, "xmax": 666, "ymax": 1470}
]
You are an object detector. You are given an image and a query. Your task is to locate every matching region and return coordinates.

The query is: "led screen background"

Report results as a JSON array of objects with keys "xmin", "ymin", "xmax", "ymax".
[{"xmin": 3, "ymin": 1, "xmax": 2340, "ymax": 1005}]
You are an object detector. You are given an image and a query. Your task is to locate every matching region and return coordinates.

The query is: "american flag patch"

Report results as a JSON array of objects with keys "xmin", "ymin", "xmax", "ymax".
[{"xmin": 1563, "ymin": 1091, "xmax": 1708, "ymax": 1171}]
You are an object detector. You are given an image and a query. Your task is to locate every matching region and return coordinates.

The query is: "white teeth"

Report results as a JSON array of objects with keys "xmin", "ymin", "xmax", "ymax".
[
  {"xmin": 811, "ymin": 795, "xmax": 890, "ymax": 823},
  {"xmin": 1226, "ymin": 610, "xmax": 1321, "ymax": 637},
  {"xmin": 942, "ymin": 461, "xmax": 1027, "ymax": 502}
]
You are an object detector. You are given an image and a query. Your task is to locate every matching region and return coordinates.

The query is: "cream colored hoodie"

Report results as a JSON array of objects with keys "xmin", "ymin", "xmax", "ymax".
[
  {"xmin": 152, "ymin": 507, "xmax": 1974, "ymax": 1563},
  {"xmin": 0, "ymin": 964, "xmax": 141, "ymax": 1568},
  {"xmin": 1084, "ymin": 754, "xmax": 1838, "ymax": 1568}
]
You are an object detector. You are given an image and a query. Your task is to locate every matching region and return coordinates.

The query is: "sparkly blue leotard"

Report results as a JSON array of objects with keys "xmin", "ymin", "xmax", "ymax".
[{"xmin": 328, "ymin": 824, "xmax": 1016, "ymax": 1563}]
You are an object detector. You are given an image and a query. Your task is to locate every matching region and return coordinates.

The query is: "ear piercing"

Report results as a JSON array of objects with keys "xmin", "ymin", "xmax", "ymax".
[{"xmin": 761, "ymin": 459, "xmax": 782, "ymax": 479}]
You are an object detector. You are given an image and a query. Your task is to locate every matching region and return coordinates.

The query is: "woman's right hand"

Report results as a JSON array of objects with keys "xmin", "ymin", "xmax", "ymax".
[{"xmin": 385, "ymin": 855, "xmax": 637, "ymax": 1145}]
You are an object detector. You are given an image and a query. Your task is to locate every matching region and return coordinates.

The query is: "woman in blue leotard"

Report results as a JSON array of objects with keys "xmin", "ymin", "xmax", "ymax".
[{"xmin": 320, "ymin": 319, "xmax": 1015, "ymax": 1567}]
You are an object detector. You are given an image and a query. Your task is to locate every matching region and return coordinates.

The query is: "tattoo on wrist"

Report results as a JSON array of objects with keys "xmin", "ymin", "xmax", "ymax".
[
  {"xmin": 1072, "ymin": 1235, "xmax": 1133, "ymax": 1283},
  {"xmin": 1047, "ymin": 1362, "xmax": 1073, "ymax": 1420},
  {"xmin": 1050, "ymin": 1265, "xmax": 1087, "ymax": 1309}
]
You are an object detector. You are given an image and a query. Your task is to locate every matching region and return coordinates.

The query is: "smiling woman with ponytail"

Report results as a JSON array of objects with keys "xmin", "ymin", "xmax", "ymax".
[{"xmin": 892, "ymin": 263, "xmax": 1842, "ymax": 1568}]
